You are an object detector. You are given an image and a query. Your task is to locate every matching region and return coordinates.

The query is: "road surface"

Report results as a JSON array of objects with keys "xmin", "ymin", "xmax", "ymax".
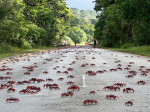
[{"xmin": 0, "ymin": 46, "xmax": 150, "ymax": 112}]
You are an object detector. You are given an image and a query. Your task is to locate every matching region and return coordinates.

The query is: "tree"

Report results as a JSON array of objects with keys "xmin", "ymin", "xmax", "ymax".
[
  {"xmin": 94, "ymin": 0, "xmax": 150, "ymax": 47},
  {"xmin": 67, "ymin": 27, "xmax": 87, "ymax": 44}
]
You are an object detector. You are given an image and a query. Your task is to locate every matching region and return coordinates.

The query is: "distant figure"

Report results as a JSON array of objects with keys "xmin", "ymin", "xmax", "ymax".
[{"xmin": 94, "ymin": 38, "xmax": 97, "ymax": 48}]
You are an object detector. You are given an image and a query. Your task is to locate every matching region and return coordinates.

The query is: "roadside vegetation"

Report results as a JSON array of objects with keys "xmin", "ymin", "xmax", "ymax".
[
  {"xmin": 0, "ymin": 45, "xmax": 56, "ymax": 59},
  {"xmin": 94, "ymin": 0, "xmax": 150, "ymax": 48},
  {"xmin": 103, "ymin": 46, "xmax": 150, "ymax": 57}
]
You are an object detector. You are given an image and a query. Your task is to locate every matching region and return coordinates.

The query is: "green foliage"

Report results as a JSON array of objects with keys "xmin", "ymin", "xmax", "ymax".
[
  {"xmin": 68, "ymin": 8, "xmax": 97, "ymax": 43},
  {"xmin": 71, "ymin": 8, "xmax": 99, "ymax": 19},
  {"xmin": 94, "ymin": 0, "xmax": 150, "ymax": 47},
  {"xmin": 0, "ymin": 0, "xmax": 97, "ymax": 49},
  {"xmin": 121, "ymin": 43, "xmax": 134, "ymax": 49},
  {"xmin": 21, "ymin": 40, "xmax": 32, "ymax": 49},
  {"xmin": 62, "ymin": 36, "xmax": 74, "ymax": 45},
  {"xmin": 0, "ymin": 43, "xmax": 14, "ymax": 53},
  {"xmin": 0, "ymin": 0, "xmax": 73, "ymax": 49},
  {"xmin": 67, "ymin": 27, "xmax": 87, "ymax": 43}
]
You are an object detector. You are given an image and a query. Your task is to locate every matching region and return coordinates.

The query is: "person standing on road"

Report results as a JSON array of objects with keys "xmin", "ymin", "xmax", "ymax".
[{"xmin": 94, "ymin": 38, "xmax": 97, "ymax": 48}]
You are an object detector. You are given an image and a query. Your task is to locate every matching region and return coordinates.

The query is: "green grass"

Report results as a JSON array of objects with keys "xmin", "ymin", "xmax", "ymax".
[
  {"xmin": 0, "ymin": 46, "xmax": 56, "ymax": 59},
  {"xmin": 104, "ymin": 46, "xmax": 150, "ymax": 57}
]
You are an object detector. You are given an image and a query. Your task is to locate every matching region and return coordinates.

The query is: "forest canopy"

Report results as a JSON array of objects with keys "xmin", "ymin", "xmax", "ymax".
[
  {"xmin": 94, "ymin": 0, "xmax": 150, "ymax": 47},
  {"xmin": 0, "ymin": 0, "xmax": 98, "ymax": 48},
  {"xmin": 0, "ymin": 0, "xmax": 73, "ymax": 48}
]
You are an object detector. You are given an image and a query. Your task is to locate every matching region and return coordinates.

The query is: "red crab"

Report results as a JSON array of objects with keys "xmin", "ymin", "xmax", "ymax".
[
  {"xmin": 6, "ymin": 98, "xmax": 19, "ymax": 103},
  {"xmin": 117, "ymin": 64, "xmax": 122, "ymax": 66},
  {"xmin": 61, "ymin": 92, "xmax": 74, "ymax": 97},
  {"xmin": 137, "ymin": 80, "xmax": 146, "ymax": 85},
  {"xmin": 123, "ymin": 88, "xmax": 134, "ymax": 93},
  {"xmin": 125, "ymin": 100, "xmax": 133, "ymax": 106},
  {"xmin": 146, "ymin": 69, "xmax": 150, "ymax": 71},
  {"xmin": 68, "ymin": 85, "xmax": 80, "ymax": 91},
  {"xmin": 43, "ymin": 71, "xmax": 48, "ymax": 74},
  {"xmin": 140, "ymin": 66, "xmax": 146, "ymax": 68},
  {"xmin": 7, "ymin": 88, "xmax": 15, "ymax": 93},
  {"xmin": 27, "ymin": 69, "xmax": 34, "ymax": 72},
  {"xmin": 29, "ymin": 91, "xmax": 38, "ymax": 94},
  {"xmin": 92, "ymin": 57, "xmax": 95, "ymax": 59},
  {"xmin": 128, "ymin": 71, "xmax": 137, "ymax": 75},
  {"xmin": 62, "ymin": 66, "xmax": 66, "ymax": 68},
  {"xmin": 127, "ymin": 65, "xmax": 132, "ymax": 67},
  {"xmin": 43, "ymin": 62, "xmax": 47, "ymax": 64},
  {"xmin": 0, "ymin": 76, "xmax": 4, "ymax": 80},
  {"xmin": 67, "ymin": 68, "xmax": 73, "ymax": 71},
  {"xmin": 83, "ymin": 99, "xmax": 98, "ymax": 105},
  {"xmin": 126, "ymin": 75, "xmax": 134, "ymax": 78},
  {"xmin": 19, "ymin": 89, "xmax": 30, "ymax": 94},
  {"xmin": 58, "ymin": 78, "xmax": 64, "ymax": 81},
  {"xmin": 4, "ymin": 77, "xmax": 11, "ymax": 80},
  {"xmin": 113, "ymin": 83, "xmax": 126, "ymax": 87},
  {"xmin": 141, "ymin": 73, "xmax": 147, "ymax": 76},
  {"xmin": 86, "ymin": 71, "xmax": 96, "ymax": 76},
  {"xmin": 26, "ymin": 86, "xmax": 41, "ymax": 92},
  {"xmin": 56, "ymin": 66, "xmax": 59, "ymax": 68},
  {"xmin": 0, "ymin": 68, "xmax": 6, "ymax": 71},
  {"xmin": 44, "ymin": 84, "xmax": 55, "ymax": 88},
  {"xmin": 112, "ymin": 87, "xmax": 120, "ymax": 91},
  {"xmin": 103, "ymin": 86, "xmax": 120, "ymax": 91},
  {"xmin": 6, "ymin": 72, "xmax": 13, "ymax": 75},
  {"xmin": 88, "ymin": 72, "xmax": 96, "ymax": 76},
  {"xmin": 86, "ymin": 71, "xmax": 93, "ymax": 74},
  {"xmin": 1, "ymin": 65, "xmax": 7, "ymax": 68},
  {"xmin": 90, "ymin": 64, "xmax": 95, "ymax": 66},
  {"xmin": 129, "ymin": 62, "xmax": 134, "ymax": 64},
  {"xmin": 110, "ymin": 69, "xmax": 117, "ymax": 71},
  {"xmin": 1, "ymin": 84, "xmax": 13, "ymax": 88},
  {"xmin": 103, "ymin": 86, "xmax": 114, "ymax": 90},
  {"xmin": 49, "ymin": 85, "xmax": 60, "ymax": 90},
  {"xmin": 67, "ymin": 75, "xmax": 75, "ymax": 78},
  {"xmin": 81, "ymin": 64, "xmax": 86, "ymax": 67},
  {"xmin": 117, "ymin": 67, "xmax": 122, "ymax": 70},
  {"xmin": 66, "ymin": 81, "xmax": 75, "ymax": 85},
  {"xmin": 89, "ymin": 91, "xmax": 96, "ymax": 94},
  {"xmin": 22, "ymin": 80, "xmax": 31, "ymax": 84},
  {"xmin": 56, "ymin": 71, "xmax": 61, "ymax": 74},
  {"xmin": 36, "ymin": 79, "xmax": 45, "ymax": 83},
  {"xmin": 124, "ymin": 67, "xmax": 130, "ymax": 70},
  {"xmin": 6, "ymin": 68, "xmax": 13, "ymax": 70},
  {"xmin": 96, "ymin": 70, "xmax": 106, "ymax": 73},
  {"xmin": 46, "ymin": 78, "xmax": 53, "ymax": 82},
  {"xmin": 7, "ymin": 81, "xmax": 16, "ymax": 84},
  {"xmin": 106, "ymin": 95, "xmax": 119, "ymax": 99},
  {"xmin": 63, "ymin": 71, "xmax": 68, "ymax": 74}
]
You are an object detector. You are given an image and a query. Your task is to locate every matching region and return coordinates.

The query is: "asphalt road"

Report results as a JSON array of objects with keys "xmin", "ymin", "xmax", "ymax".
[{"xmin": 0, "ymin": 46, "xmax": 150, "ymax": 112}]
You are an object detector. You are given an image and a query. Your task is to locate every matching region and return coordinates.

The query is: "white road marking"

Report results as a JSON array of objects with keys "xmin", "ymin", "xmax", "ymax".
[{"xmin": 82, "ymin": 74, "xmax": 87, "ymax": 87}]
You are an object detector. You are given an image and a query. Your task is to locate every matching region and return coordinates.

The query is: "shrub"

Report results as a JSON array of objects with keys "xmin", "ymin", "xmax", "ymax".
[
  {"xmin": 0, "ymin": 43, "xmax": 13, "ymax": 53},
  {"xmin": 21, "ymin": 41, "xmax": 32, "ymax": 49},
  {"xmin": 121, "ymin": 43, "xmax": 134, "ymax": 49}
]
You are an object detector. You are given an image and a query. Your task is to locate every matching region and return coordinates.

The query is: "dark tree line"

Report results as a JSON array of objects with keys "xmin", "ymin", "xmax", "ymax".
[
  {"xmin": 94, "ymin": 0, "xmax": 150, "ymax": 48},
  {"xmin": 0, "ymin": 0, "xmax": 73, "ymax": 48}
]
